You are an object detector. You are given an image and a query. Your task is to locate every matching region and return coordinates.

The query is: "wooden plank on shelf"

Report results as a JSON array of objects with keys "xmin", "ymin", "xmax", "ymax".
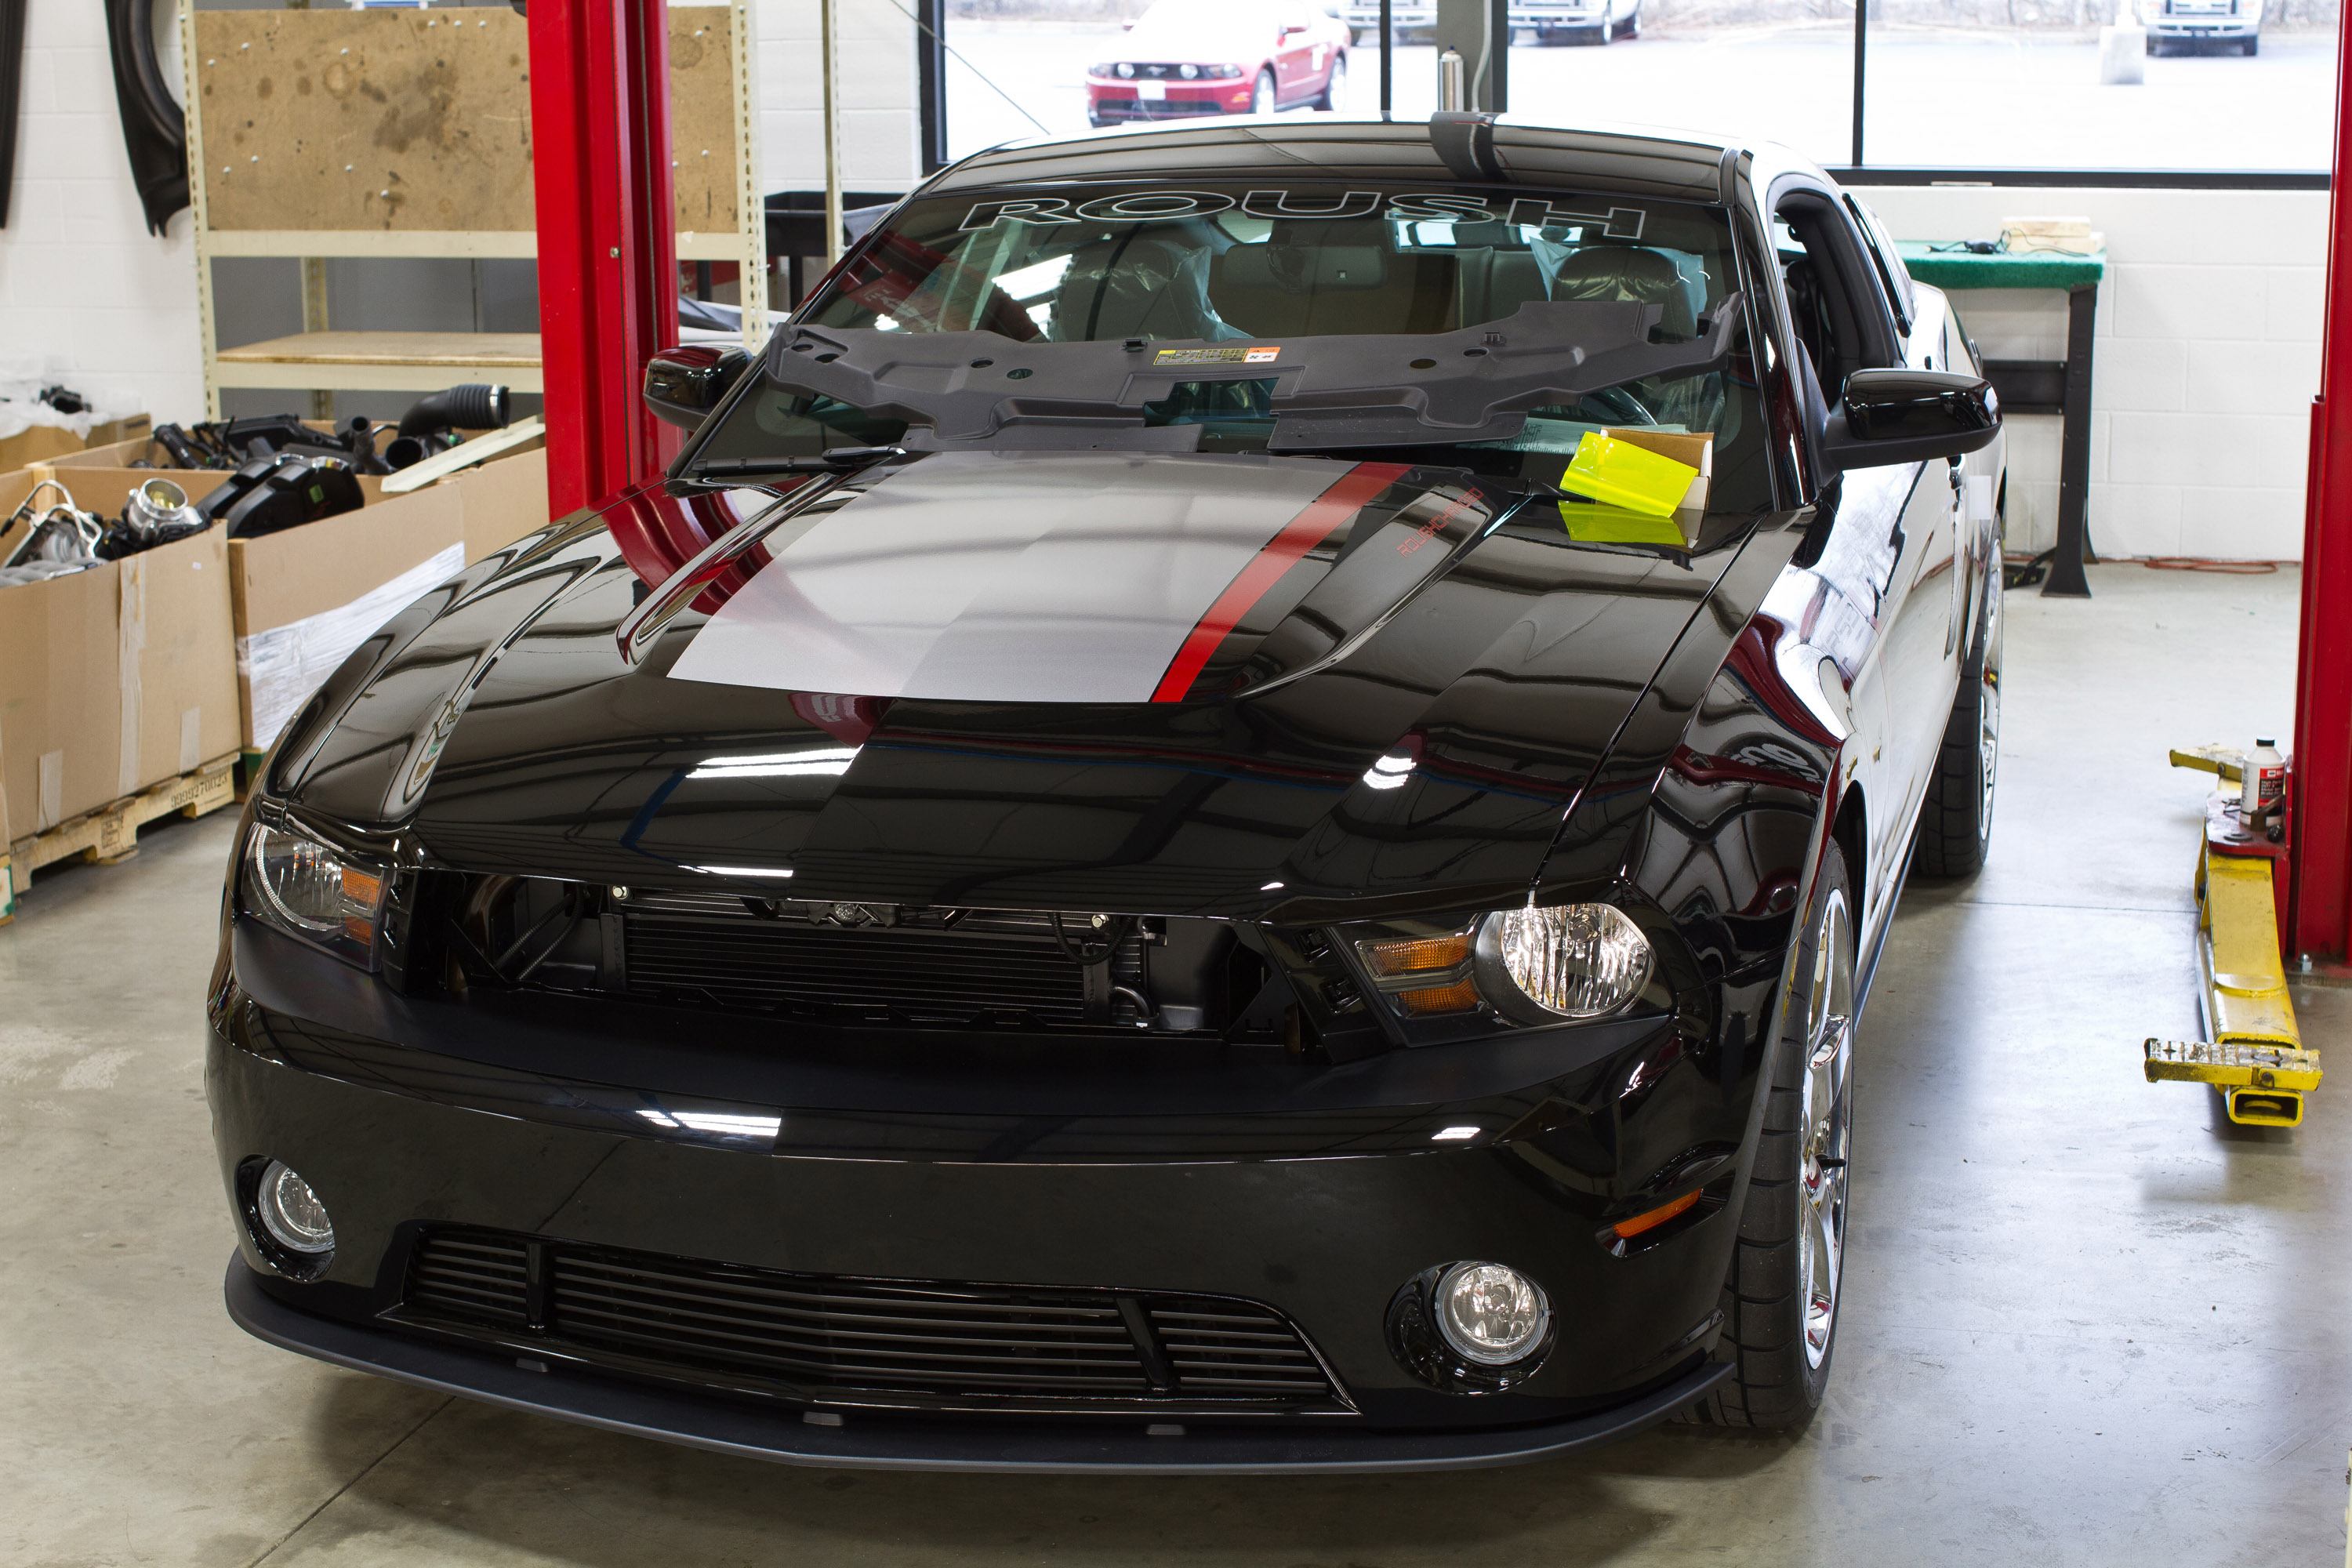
[
  {"xmin": 214, "ymin": 363, "xmax": 546, "ymax": 394},
  {"xmin": 194, "ymin": 5, "xmax": 744, "ymax": 241},
  {"xmin": 204, "ymin": 230, "xmax": 747, "ymax": 261},
  {"xmin": 215, "ymin": 330, "xmax": 543, "ymax": 368},
  {"xmin": 4, "ymin": 755, "xmax": 240, "ymax": 907},
  {"xmin": 205, "ymin": 230, "xmax": 539, "ymax": 260}
]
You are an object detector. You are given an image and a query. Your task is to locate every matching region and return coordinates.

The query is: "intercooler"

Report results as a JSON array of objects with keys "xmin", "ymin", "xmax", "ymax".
[{"xmin": 615, "ymin": 889, "xmax": 1158, "ymax": 1028}]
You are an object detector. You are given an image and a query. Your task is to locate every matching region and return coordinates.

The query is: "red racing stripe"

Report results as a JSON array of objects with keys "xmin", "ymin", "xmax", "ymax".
[{"xmin": 1149, "ymin": 462, "xmax": 1411, "ymax": 703}]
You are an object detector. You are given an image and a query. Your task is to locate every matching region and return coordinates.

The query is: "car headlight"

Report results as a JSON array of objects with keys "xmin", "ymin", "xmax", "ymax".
[
  {"xmin": 1178, "ymin": 62, "xmax": 1200, "ymax": 78},
  {"xmin": 241, "ymin": 818, "xmax": 388, "ymax": 967},
  {"xmin": 1116, "ymin": 61, "xmax": 1135, "ymax": 77},
  {"xmin": 1209, "ymin": 63, "xmax": 1243, "ymax": 78},
  {"xmin": 1350, "ymin": 902, "xmax": 1653, "ymax": 1022}
]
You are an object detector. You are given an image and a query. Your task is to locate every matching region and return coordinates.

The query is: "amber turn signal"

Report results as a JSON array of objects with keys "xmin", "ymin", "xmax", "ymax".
[
  {"xmin": 1357, "ymin": 932, "xmax": 1471, "ymax": 976},
  {"xmin": 1611, "ymin": 1188, "xmax": 1700, "ymax": 1240}
]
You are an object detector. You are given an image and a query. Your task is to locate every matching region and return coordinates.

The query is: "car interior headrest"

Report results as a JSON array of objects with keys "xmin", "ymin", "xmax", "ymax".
[
  {"xmin": 1552, "ymin": 245, "xmax": 1699, "ymax": 339},
  {"xmin": 1050, "ymin": 234, "xmax": 1229, "ymax": 343}
]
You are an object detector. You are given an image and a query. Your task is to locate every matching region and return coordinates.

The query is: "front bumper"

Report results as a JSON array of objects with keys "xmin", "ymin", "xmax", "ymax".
[
  {"xmin": 1087, "ymin": 85, "xmax": 1254, "ymax": 119},
  {"xmin": 207, "ymin": 924, "xmax": 1755, "ymax": 1467},
  {"xmin": 228, "ymin": 1256, "xmax": 1727, "ymax": 1473},
  {"xmin": 2147, "ymin": 15, "xmax": 2256, "ymax": 33}
]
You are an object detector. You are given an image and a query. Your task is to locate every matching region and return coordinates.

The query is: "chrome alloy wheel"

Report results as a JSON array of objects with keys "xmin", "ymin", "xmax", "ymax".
[{"xmin": 1797, "ymin": 889, "xmax": 1855, "ymax": 1370}]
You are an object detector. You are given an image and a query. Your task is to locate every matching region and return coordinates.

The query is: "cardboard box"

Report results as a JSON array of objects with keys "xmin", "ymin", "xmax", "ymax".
[
  {"xmin": 0, "ymin": 414, "xmax": 153, "ymax": 474},
  {"xmin": 454, "ymin": 445, "xmax": 552, "ymax": 562},
  {"xmin": 44, "ymin": 466, "xmax": 387, "ymax": 515},
  {"xmin": 0, "ymin": 468, "xmax": 239, "ymax": 844},
  {"xmin": 230, "ymin": 483, "xmax": 467, "ymax": 753}
]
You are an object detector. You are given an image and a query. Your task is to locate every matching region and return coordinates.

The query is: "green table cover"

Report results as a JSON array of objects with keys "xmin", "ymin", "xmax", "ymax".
[{"xmin": 1896, "ymin": 241, "xmax": 2106, "ymax": 292}]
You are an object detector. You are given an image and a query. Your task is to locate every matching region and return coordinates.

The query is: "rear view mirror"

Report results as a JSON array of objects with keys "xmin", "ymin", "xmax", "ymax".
[
  {"xmin": 1822, "ymin": 368, "xmax": 2000, "ymax": 470},
  {"xmin": 644, "ymin": 345, "xmax": 751, "ymax": 430}
]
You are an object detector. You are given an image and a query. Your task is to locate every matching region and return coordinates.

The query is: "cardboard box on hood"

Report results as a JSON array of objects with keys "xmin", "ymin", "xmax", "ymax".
[{"xmin": 0, "ymin": 470, "xmax": 239, "ymax": 846}]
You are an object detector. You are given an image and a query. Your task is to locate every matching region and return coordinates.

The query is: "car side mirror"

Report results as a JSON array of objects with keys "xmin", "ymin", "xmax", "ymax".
[
  {"xmin": 644, "ymin": 345, "xmax": 750, "ymax": 430},
  {"xmin": 1821, "ymin": 368, "xmax": 2000, "ymax": 470},
  {"xmin": 1279, "ymin": 23, "xmax": 1306, "ymax": 35}
]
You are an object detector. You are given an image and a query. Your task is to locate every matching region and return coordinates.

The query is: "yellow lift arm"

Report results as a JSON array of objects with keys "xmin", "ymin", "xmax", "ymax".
[{"xmin": 2149, "ymin": 747, "xmax": 2320, "ymax": 1127}]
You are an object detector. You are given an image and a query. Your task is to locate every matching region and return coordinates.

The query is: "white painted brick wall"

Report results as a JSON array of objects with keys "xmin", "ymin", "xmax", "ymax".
[
  {"xmin": 1859, "ymin": 187, "xmax": 2328, "ymax": 561},
  {"xmin": 0, "ymin": 3, "xmax": 204, "ymax": 425}
]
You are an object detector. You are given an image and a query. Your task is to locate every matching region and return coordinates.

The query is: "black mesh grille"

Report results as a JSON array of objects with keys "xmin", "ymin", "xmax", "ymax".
[
  {"xmin": 405, "ymin": 1232, "xmax": 529, "ymax": 1325},
  {"xmin": 397, "ymin": 1229, "xmax": 1344, "ymax": 1411},
  {"xmin": 1151, "ymin": 1302, "xmax": 1338, "ymax": 1396},
  {"xmin": 619, "ymin": 895, "xmax": 1144, "ymax": 1028}
]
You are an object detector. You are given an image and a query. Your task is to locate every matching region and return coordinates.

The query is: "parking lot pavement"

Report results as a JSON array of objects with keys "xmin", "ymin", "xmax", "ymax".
[{"xmin": 944, "ymin": 21, "xmax": 2336, "ymax": 169}]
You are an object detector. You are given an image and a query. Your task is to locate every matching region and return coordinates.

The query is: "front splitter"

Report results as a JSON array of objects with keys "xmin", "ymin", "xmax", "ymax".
[{"xmin": 226, "ymin": 1256, "xmax": 1730, "ymax": 1475}]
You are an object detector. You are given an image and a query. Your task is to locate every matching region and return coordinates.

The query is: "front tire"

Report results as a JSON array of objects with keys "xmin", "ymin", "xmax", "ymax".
[
  {"xmin": 1250, "ymin": 68, "xmax": 1276, "ymax": 114},
  {"xmin": 2242, "ymin": 34, "xmax": 2258, "ymax": 53},
  {"xmin": 1915, "ymin": 574, "xmax": 2002, "ymax": 877},
  {"xmin": 1686, "ymin": 841, "xmax": 1856, "ymax": 1430}
]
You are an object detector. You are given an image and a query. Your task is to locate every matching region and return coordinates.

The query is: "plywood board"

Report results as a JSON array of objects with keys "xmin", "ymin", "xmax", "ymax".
[
  {"xmin": 195, "ymin": 6, "xmax": 740, "ymax": 237},
  {"xmin": 666, "ymin": 9, "xmax": 742, "ymax": 238},
  {"xmin": 214, "ymin": 331, "xmax": 543, "ymax": 369}
]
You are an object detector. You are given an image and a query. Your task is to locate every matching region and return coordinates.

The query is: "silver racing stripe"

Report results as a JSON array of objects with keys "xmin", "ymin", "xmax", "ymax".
[{"xmin": 665, "ymin": 450, "xmax": 1366, "ymax": 704}]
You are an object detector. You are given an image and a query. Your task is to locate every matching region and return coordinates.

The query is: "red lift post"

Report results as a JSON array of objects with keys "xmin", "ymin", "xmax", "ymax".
[
  {"xmin": 526, "ymin": 0, "xmax": 681, "ymax": 521},
  {"xmin": 2292, "ymin": 20, "xmax": 2352, "ymax": 970}
]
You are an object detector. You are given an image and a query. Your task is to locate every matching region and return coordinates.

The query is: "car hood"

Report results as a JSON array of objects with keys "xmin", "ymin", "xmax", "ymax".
[{"xmin": 282, "ymin": 449, "xmax": 1763, "ymax": 919}]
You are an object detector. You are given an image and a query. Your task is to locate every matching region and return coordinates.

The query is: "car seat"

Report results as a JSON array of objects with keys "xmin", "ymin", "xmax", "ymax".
[
  {"xmin": 1551, "ymin": 245, "xmax": 1700, "ymax": 340},
  {"xmin": 1208, "ymin": 220, "xmax": 1457, "ymax": 337},
  {"xmin": 1049, "ymin": 231, "xmax": 1234, "ymax": 343}
]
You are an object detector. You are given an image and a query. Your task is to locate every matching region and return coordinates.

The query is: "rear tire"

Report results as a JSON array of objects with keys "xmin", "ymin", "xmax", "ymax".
[
  {"xmin": 1315, "ymin": 54, "xmax": 1346, "ymax": 110},
  {"xmin": 1686, "ymin": 841, "xmax": 1856, "ymax": 1431},
  {"xmin": 1914, "ymin": 575, "xmax": 2002, "ymax": 878}
]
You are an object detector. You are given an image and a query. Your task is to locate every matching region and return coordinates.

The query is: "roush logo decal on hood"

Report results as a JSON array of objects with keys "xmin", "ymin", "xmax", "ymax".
[{"xmin": 663, "ymin": 451, "xmax": 1424, "ymax": 705}]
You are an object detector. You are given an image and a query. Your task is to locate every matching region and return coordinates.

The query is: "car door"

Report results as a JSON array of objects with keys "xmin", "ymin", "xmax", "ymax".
[
  {"xmin": 1273, "ymin": 2, "xmax": 1317, "ymax": 100},
  {"xmin": 1772, "ymin": 183, "xmax": 1953, "ymax": 935}
]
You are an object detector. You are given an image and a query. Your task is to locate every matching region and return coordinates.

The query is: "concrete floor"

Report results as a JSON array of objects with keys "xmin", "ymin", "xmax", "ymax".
[{"xmin": 3, "ymin": 563, "xmax": 2346, "ymax": 1566}]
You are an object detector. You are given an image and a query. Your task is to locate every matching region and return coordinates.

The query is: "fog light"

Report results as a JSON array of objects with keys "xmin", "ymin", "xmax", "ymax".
[
  {"xmin": 256, "ymin": 1160, "xmax": 334, "ymax": 1255},
  {"xmin": 1435, "ymin": 1261, "xmax": 1548, "ymax": 1364}
]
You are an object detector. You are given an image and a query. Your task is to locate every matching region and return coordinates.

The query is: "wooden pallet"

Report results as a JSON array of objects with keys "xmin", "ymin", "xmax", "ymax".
[{"xmin": 0, "ymin": 755, "xmax": 241, "ymax": 924}]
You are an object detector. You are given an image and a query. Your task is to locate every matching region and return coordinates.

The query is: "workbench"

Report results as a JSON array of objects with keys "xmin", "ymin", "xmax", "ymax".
[{"xmin": 1898, "ymin": 243, "xmax": 2107, "ymax": 597}]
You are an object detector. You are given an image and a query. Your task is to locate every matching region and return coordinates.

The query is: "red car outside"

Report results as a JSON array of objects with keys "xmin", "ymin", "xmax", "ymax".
[{"xmin": 1087, "ymin": 0, "xmax": 1350, "ymax": 127}]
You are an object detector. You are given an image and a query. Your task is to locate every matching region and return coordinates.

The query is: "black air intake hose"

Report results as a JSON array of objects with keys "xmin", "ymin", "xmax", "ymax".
[{"xmin": 397, "ymin": 384, "xmax": 511, "ymax": 438}]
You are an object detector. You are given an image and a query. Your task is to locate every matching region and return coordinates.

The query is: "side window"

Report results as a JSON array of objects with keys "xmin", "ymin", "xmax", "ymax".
[
  {"xmin": 1773, "ymin": 192, "xmax": 1895, "ymax": 410},
  {"xmin": 1944, "ymin": 304, "xmax": 1980, "ymax": 376},
  {"xmin": 1845, "ymin": 194, "xmax": 1915, "ymax": 339}
]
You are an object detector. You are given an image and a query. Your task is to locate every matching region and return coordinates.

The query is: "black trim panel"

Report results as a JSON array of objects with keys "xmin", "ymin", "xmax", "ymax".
[{"xmin": 227, "ymin": 1257, "xmax": 1731, "ymax": 1474}]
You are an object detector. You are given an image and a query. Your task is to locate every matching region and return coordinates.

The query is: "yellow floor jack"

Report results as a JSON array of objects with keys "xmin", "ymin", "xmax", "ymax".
[{"xmin": 2145, "ymin": 746, "xmax": 2322, "ymax": 1127}]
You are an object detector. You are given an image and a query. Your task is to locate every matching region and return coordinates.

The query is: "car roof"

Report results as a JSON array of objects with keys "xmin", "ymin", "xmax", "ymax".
[{"xmin": 921, "ymin": 115, "xmax": 1830, "ymax": 208}]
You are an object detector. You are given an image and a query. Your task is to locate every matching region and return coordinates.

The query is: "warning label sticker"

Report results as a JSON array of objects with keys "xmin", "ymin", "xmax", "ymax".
[{"xmin": 1152, "ymin": 345, "xmax": 1281, "ymax": 366}]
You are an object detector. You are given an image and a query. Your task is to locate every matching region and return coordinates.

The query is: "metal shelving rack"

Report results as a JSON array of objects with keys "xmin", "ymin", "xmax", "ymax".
[{"xmin": 181, "ymin": 2, "xmax": 762, "ymax": 416}]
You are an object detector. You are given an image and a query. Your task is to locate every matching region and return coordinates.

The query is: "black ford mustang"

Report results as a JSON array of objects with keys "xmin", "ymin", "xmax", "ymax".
[{"xmin": 209, "ymin": 115, "xmax": 2004, "ymax": 1472}]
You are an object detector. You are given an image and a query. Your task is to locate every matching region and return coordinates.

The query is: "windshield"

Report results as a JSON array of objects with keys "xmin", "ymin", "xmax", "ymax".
[{"xmin": 697, "ymin": 182, "xmax": 1769, "ymax": 512}]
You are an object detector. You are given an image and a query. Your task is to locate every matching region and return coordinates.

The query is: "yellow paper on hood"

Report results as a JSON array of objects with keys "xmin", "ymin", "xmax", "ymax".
[{"xmin": 1561, "ymin": 430, "xmax": 1700, "ymax": 518}]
